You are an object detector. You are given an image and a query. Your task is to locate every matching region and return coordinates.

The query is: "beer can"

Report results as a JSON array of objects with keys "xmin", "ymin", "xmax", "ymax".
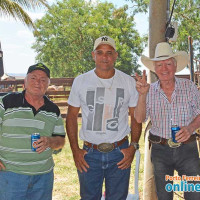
[
  {"xmin": 31, "ymin": 133, "xmax": 40, "ymax": 151},
  {"xmin": 171, "ymin": 125, "xmax": 180, "ymax": 143}
]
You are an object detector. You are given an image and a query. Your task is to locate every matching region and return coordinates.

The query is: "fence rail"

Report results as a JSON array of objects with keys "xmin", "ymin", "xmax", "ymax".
[
  {"xmin": 0, "ymin": 77, "xmax": 75, "ymax": 118},
  {"xmin": 0, "ymin": 74, "xmax": 194, "ymax": 118}
]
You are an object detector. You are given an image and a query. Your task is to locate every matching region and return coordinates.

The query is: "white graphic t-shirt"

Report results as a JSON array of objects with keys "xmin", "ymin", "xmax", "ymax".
[{"xmin": 68, "ymin": 69, "xmax": 138, "ymax": 144}]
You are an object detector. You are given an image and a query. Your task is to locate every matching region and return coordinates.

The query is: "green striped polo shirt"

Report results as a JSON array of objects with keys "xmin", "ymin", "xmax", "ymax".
[{"xmin": 0, "ymin": 91, "xmax": 65, "ymax": 175}]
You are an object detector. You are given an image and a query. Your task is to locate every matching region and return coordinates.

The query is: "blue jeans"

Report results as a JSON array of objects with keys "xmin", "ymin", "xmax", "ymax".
[
  {"xmin": 0, "ymin": 170, "xmax": 54, "ymax": 200},
  {"xmin": 151, "ymin": 141, "xmax": 200, "ymax": 200},
  {"xmin": 78, "ymin": 139, "xmax": 130, "ymax": 200}
]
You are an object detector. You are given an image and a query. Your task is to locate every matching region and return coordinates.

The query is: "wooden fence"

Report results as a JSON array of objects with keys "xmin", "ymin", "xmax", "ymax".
[
  {"xmin": 0, "ymin": 78, "xmax": 74, "ymax": 118},
  {"xmin": 0, "ymin": 74, "xmax": 192, "ymax": 118}
]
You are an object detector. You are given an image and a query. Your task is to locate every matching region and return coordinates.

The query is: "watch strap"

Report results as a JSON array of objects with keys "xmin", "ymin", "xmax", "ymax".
[{"xmin": 130, "ymin": 142, "xmax": 139, "ymax": 150}]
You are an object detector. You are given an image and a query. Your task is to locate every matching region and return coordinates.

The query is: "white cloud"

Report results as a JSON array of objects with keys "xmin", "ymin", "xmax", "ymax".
[
  {"xmin": 17, "ymin": 30, "xmax": 33, "ymax": 38},
  {"xmin": 0, "ymin": 9, "xmax": 46, "ymax": 23},
  {"xmin": 0, "ymin": 16, "xmax": 16, "ymax": 23},
  {"xmin": 28, "ymin": 11, "xmax": 46, "ymax": 21},
  {"xmin": 4, "ymin": 43, "xmax": 22, "ymax": 50},
  {"xmin": 135, "ymin": 13, "xmax": 149, "ymax": 36}
]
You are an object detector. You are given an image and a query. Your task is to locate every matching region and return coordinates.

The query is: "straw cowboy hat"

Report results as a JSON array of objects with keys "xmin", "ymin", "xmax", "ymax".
[{"xmin": 141, "ymin": 42, "xmax": 189, "ymax": 72}]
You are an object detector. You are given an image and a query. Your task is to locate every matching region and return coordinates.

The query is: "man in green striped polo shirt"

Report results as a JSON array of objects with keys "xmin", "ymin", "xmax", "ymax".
[{"xmin": 0, "ymin": 63, "xmax": 66, "ymax": 200}]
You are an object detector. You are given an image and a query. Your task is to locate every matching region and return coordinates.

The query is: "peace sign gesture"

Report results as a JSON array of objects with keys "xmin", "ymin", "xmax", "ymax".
[{"xmin": 135, "ymin": 70, "xmax": 150, "ymax": 95}]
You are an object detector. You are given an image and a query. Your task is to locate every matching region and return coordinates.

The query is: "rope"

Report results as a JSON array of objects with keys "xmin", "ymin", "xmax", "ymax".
[
  {"xmin": 166, "ymin": 0, "xmax": 177, "ymax": 28},
  {"xmin": 174, "ymin": 191, "xmax": 185, "ymax": 199}
]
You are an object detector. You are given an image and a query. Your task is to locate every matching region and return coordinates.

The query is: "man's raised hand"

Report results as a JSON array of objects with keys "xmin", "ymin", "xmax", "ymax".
[{"xmin": 135, "ymin": 70, "xmax": 150, "ymax": 95}]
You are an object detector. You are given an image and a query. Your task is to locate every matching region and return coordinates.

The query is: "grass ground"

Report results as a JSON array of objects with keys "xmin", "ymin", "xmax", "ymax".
[{"xmin": 52, "ymin": 122, "xmax": 184, "ymax": 200}]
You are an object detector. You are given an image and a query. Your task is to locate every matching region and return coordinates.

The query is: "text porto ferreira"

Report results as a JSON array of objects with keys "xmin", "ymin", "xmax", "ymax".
[{"xmin": 165, "ymin": 175, "xmax": 200, "ymax": 192}]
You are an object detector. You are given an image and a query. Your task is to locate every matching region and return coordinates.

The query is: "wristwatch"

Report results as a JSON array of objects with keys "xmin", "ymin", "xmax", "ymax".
[{"xmin": 130, "ymin": 142, "xmax": 139, "ymax": 150}]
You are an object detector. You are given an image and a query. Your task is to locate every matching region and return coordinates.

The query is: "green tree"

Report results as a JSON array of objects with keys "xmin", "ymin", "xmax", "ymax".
[
  {"xmin": 128, "ymin": 0, "xmax": 200, "ymax": 60},
  {"xmin": 0, "ymin": 0, "xmax": 49, "ymax": 29},
  {"xmin": 32, "ymin": 0, "xmax": 145, "ymax": 77},
  {"xmin": 172, "ymin": 0, "xmax": 200, "ymax": 61}
]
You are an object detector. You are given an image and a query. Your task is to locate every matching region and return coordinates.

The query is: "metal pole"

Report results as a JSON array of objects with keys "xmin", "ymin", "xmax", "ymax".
[
  {"xmin": 188, "ymin": 36, "xmax": 194, "ymax": 82},
  {"xmin": 0, "ymin": 42, "xmax": 4, "ymax": 77}
]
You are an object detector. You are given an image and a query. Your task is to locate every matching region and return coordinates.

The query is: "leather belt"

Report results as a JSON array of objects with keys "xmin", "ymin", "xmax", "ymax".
[
  {"xmin": 84, "ymin": 136, "xmax": 128, "ymax": 153},
  {"xmin": 149, "ymin": 132, "xmax": 197, "ymax": 146}
]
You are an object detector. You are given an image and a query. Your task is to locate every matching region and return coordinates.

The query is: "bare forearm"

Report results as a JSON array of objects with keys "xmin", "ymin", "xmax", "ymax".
[
  {"xmin": 176, "ymin": 115, "xmax": 200, "ymax": 143},
  {"xmin": 135, "ymin": 94, "xmax": 147, "ymax": 123},
  {"xmin": 36, "ymin": 136, "xmax": 65, "ymax": 153},
  {"xmin": 49, "ymin": 136, "xmax": 65, "ymax": 150},
  {"xmin": 66, "ymin": 115, "xmax": 79, "ymax": 152},
  {"xmin": 131, "ymin": 115, "xmax": 142, "ymax": 143},
  {"xmin": 188, "ymin": 115, "xmax": 200, "ymax": 134},
  {"xmin": 130, "ymin": 107, "xmax": 142, "ymax": 142}
]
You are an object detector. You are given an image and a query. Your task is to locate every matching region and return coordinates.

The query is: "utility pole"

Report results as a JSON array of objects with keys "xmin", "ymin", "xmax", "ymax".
[
  {"xmin": 148, "ymin": 0, "xmax": 167, "ymax": 83},
  {"xmin": 143, "ymin": 1, "xmax": 168, "ymax": 200}
]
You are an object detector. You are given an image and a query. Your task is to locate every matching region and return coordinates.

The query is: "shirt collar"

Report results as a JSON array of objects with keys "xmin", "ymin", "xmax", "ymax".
[
  {"xmin": 154, "ymin": 76, "xmax": 179, "ymax": 92},
  {"xmin": 22, "ymin": 90, "xmax": 50, "ymax": 107}
]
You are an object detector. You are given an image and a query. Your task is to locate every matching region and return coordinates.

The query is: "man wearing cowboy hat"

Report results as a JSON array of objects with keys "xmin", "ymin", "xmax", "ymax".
[{"xmin": 135, "ymin": 42, "xmax": 200, "ymax": 200}]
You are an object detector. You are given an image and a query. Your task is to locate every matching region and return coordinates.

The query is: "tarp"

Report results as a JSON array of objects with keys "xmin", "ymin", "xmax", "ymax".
[{"xmin": 143, "ymin": 121, "xmax": 158, "ymax": 200}]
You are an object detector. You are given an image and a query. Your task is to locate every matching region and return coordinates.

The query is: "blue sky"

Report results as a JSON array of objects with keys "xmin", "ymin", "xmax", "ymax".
[
  {"xmin": 0, "ymin": 0, "xmax": 188, "ymax": 75},
  {"xmin": 0, "ymin": 0, "xmax": 149, "ymax": 75}
]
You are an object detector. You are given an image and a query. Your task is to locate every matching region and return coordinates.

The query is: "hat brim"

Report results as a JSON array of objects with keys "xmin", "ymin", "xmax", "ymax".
[{"xmin": 141, "ymin": 51, "xmax": 189, "ymax": 73}]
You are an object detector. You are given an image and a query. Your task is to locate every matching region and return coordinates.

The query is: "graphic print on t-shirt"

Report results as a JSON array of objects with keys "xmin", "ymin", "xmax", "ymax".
[{"xmin": 86, "ymin": 87, "xmax": 124, "ymax": 132}]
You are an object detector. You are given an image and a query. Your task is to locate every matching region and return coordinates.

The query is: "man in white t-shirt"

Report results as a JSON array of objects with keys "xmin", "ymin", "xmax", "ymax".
[{"xmin": 66, "ymin": 36, "xmax": 142, "ymax": 200}]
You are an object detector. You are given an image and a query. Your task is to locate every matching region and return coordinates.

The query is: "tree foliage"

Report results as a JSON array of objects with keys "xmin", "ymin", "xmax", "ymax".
[
  {"xmin": 127, "ymin": 0, "xmax": 200, "ymax": 61},
  {"xmin": 32, "ymin": 0, "xmax": 145, "ymax": 77},
  {"xmin": 126, "ymin": 0, "xmax": 149, "ymax": 14},
  {"xmin": 172, "ymin": 0, "xmax": 200, "ymax": 61},
  {"xmin": 0, "ymin": 0, "xmax": 49, "ymax": 29}
]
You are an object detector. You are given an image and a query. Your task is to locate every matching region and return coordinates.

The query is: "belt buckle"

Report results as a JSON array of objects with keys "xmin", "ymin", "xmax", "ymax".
[
  {"xmin": 168, "ymin": 138, "xmax": 182, "ymax": 148},
  {"xmin": 97, "ymin": 143, "xmax": 114, "ymax": 153}
]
